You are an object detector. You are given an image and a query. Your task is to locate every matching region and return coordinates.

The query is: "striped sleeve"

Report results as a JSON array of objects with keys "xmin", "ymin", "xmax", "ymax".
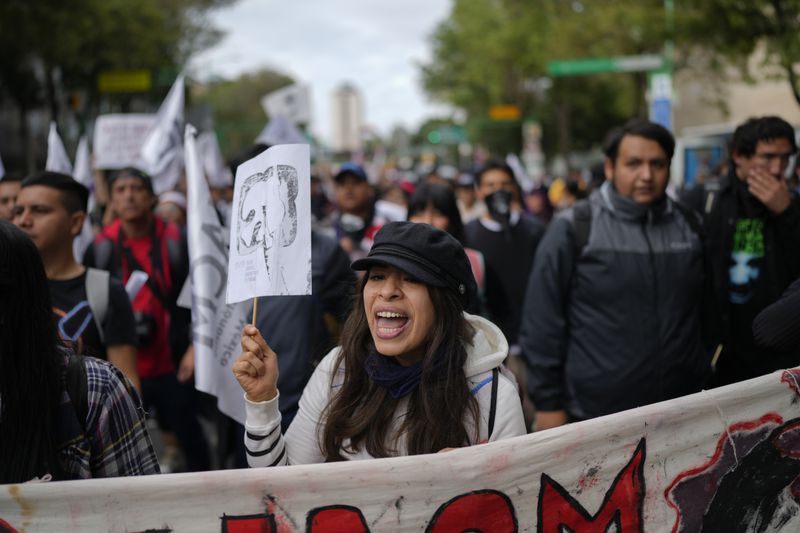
[
  {"xmin": 244, "ymin": 348, "xmax": 341, "ymax": 467},
  {"xmin": 244, "ymin": 393, "xmax": 289, "ymax": 467}
]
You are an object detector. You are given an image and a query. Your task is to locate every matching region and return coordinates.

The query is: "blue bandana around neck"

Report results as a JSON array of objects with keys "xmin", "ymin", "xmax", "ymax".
[{"xmin": 363, "ymin": 349, "xmax": 449, "ymax": 399}]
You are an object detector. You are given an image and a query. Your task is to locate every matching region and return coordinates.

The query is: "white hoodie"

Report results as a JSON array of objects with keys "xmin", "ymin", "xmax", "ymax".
[{"xmin": 243, "ymin": 313, "xmax": 526, "ymax": 467}]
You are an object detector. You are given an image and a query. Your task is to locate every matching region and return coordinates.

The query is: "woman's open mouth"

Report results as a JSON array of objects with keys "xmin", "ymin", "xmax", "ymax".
[{"xmin": 375, "ymin": 311, "xmax": 409, "ymax": 340}]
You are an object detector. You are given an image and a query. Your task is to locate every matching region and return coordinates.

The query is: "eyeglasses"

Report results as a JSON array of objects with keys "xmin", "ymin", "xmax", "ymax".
[{"xmin": 753, "ymin": 151, "xmax": 795, "ymax": 164}]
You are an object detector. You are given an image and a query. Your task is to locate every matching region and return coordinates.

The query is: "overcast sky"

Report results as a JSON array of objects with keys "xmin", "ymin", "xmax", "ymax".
[{"xmin": 190, "ymin": 0, "xmax": 453, "ymax": 143}]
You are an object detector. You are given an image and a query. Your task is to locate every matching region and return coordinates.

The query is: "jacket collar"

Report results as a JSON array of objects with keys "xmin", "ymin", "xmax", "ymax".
[{"xmin": 599, "ymin": 180, "xmax": 671, "ymax": 222}]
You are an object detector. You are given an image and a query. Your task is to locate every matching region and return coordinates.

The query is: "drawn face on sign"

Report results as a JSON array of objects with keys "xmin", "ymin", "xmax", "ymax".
[{"xmin": 237, "ymin": 165, "xmax": 299, "ymax": 280}]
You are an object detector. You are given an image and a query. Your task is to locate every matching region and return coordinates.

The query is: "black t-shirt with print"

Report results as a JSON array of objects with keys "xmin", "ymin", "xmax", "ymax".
[{"xmin": 49, "ymin": 271, "xmax": 137, "ymax": 360}]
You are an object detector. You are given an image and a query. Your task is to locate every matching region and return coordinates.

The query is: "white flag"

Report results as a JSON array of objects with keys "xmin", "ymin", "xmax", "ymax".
[
  {"xmin": 255, "ymin": 114, "xmax": 307, "ymax": 146},
  {"xmin": 140, "ymin": 74, "xmax": 184, "ymax": 194},
  {"xmin": 185, "ymin": 124, "xmax": 249, "ymax": 424},
  {"xmin": 260, "ymin": 83, "xmax": 311, "ymax": 124},
  {"xmin": 506, "ymin": 152, "xmax": 535, "ymax": 193},
  {"xmin": 72, "ymin": 136, "xmax": 94, "ymax": 262},
  {"xmin": 197, "ymin": 131, "xmax": 232, "ymax": 188},
  {"xmin": 46, "ymin": 122, "xmax": 73, "ymax": 174}
]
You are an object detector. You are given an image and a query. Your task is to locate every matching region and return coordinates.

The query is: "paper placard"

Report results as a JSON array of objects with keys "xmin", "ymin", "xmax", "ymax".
[
  {"xmin": 93, "ymin": 114, "xmax": 156, "ymax": 169},
  {"xmin": 226, "ymin": 144, "xmax": 311, "ymax": 304}
]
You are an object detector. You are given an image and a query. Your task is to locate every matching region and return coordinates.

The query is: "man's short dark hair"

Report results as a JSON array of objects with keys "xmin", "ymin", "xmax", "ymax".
[
  {"xmin": 21, "ymin": 171, "xmax": 89, "ymax": 214},
  {"xmin": 731, "ymin": 116, "xmax": 797, "ymax": 157},
  {"xmin": 603, "ymin": 119, "xmax": 675, "ymax": 164},
  {"xmin": 0, "ymin": 173, "xmax": 22, "ymax": 184},
  {"xmin": 108, "ymin": 167, "xmax": 154, "ymax": 195},
  {"xmin": 475, "ymin": 160, "xmax": 518, "ymax": 188}
]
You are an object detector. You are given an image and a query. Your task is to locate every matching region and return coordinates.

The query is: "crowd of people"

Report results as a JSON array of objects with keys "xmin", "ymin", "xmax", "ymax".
[{"xmin": 1, "ymin": 114, "xmax": 799, "ymax": 483}]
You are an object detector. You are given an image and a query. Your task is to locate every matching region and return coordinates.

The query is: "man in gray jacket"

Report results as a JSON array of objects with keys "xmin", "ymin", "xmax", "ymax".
[{"xmin": 520, "ymin": 119, "xmax": 708, "ymax": 431}]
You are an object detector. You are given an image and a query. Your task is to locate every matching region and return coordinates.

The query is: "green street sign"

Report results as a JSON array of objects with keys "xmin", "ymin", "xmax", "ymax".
[{"xmin": 547, "ymin": 54, "xmax": 665, "ymax": 77}]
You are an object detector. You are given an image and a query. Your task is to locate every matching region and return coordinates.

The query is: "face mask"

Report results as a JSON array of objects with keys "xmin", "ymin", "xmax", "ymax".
[
  {"xmin": 339, "ymin": 212, "xmax": 366, "ymax": 233},
  {"xmin": 486, "ymin": 190, "xmax": 513, "ymax": 230}
]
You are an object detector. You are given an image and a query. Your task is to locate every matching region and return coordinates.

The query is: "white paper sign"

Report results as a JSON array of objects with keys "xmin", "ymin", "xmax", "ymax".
[
  {"xmin": 93, "ymin": 114, "xmax": 156, "ymax": 169},
  {"xmin": 124, "ymin": 270, "xmax": 149, "ymax": 301},
  {"xmin": 226, "ymin": 144, "xmax": 311, "ymax": 304}
]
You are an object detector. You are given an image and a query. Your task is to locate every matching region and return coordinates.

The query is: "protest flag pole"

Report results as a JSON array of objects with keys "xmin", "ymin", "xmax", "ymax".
[{"xmin": 252, "ymin": 297, "xmax": 259, "ymax": 326}]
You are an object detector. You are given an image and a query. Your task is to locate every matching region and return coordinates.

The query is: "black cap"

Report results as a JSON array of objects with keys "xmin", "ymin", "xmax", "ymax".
[
  {"xmin": 334, "ymin": 162, "xmax": 368, "ymax": 183},
  {"xmin": 351, "ymin": 221, "xmax": 477, "ymax": 309}
]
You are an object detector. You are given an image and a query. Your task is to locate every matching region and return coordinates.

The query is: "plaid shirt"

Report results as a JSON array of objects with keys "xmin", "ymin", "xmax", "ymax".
[{"xmin": 57, "ymin": 355, "xmax": 160, "ymax": 479}]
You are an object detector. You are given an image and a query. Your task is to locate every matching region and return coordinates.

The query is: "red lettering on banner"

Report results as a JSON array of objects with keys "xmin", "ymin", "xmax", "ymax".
[
  {"xmin": 0, "ymin": 518, "xmax": 20, "ymax": 533},
  {"xmin": 537, "ymin": 438, "xmax": 646, "ymax": 533},
  {"xmin": 306, "ymin": 506, "xmax": 369, "ymax": 532},
  {"xmin": 426, "ymin": 490, "xmax": 518, "ymax": 532},
  {"xmin": 221, "ymin": 513, "xmax": 276, "ymax": 533}
]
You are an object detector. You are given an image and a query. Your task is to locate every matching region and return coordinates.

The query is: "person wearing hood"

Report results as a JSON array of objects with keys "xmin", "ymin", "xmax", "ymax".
[
  {"xmin": 233, "ymin": 222, "xmax": 526, "ymax": 465},
  {"xmin": 520, "ymin": 119, "xmax": 707, "ymax": 431}
]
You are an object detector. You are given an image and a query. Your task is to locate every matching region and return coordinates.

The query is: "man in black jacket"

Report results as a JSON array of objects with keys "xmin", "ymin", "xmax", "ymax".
[
  {"xmin": 521, "ymin": 120, "xmax": 707, "ymax": 430},
  {"xmin": 682, "ymin": 116, "xmax": 800, "ymax": 385}
]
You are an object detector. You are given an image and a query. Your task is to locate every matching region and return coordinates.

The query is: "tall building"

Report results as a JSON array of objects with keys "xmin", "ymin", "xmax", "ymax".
[{"xmin": 330, "ymin": 83, "xmax": 364, "ymax": 154}]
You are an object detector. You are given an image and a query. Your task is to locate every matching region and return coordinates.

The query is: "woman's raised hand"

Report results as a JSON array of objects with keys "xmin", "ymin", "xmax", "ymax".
[{"xmin": 232, "ymin": 325, "xmax": 279, "ymax": 403}]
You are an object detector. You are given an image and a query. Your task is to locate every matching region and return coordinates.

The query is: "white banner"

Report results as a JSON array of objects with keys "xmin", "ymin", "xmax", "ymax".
[
  {"xmin": 184, "ymin": 125, "xmax": 249, "ymax": 424},
  {"xmin": 2, "ymin": 368, "xmax": 799, "ymax": 531},
  {"xmin": 261, "ymin": 83, "xmax": 311, "ymax": 125},
  {"xmin": 93, "ymin": 114, "xmax": 156, "ymax": 169},
  {"xmin": 226, "ymin": 144, "xmax": 311, "ymax": 304},
  {"xmin": 45, "ymin": 122, "xmax": 72, "ymax": 175},
  {"xmin": 139, "ymin": 74, "xmax": 184, "ymax": 194}
]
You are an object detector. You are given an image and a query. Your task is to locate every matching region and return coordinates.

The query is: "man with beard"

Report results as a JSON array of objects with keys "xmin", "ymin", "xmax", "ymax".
[{"xmin": 521, "ymin": 120, "xmax": 707, "ymax": 430}]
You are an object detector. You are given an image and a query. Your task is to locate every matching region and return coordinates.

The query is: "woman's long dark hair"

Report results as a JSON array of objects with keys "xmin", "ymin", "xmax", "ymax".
[
  {"xmin": 407, "ymin": 183, "xmax": 465, "ymax": 243},
  {"xmin": 321, "ymin": 275, "xmax": 478, "ymax": 460},
  {"xmin": 0, "ymin": 221, "xmax": 63, "ymax": 483}
]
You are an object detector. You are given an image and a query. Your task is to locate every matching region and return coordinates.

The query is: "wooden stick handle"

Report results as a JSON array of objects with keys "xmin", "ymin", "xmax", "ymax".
[{"xmin": 252, "ymin": 297, "xmax": 258, "ymax": 326}]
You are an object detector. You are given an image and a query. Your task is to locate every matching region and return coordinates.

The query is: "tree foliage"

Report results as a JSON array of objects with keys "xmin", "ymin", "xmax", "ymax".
[
  {"xmin": 421, "ymin": 0, "xmax": 673, "ymax": 157},
  {"xmin": 194, "ymin": 69, "xmax": 295, "ymax": 158},
  {"xmin": 679, "ymin": 0, "xmax": 800, "ymax": 106},
  {"xmin": 0, "ymin": 0, "xmax": 235, "ymax": 121}
]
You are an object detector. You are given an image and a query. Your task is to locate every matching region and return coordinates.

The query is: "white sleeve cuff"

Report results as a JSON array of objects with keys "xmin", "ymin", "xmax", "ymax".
[{"xmin": 244, "ymin": 391, "xmax": 281, "ymax": 428}]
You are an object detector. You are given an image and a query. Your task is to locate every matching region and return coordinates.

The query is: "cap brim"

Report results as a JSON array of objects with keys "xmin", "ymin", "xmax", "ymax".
[{"xmin": 351, "ymin": 254, "xmax": 447, "ymax": 288}]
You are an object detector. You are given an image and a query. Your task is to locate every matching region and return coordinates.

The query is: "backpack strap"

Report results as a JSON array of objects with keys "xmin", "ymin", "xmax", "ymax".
[
  {"xmin": 89, "ymin": 238, "xmax": 116, "ymax": 275},
  {"xmin": 571, "ymin": 199, "xmax": 592, "ymax": 256},
  {"xmin": 65, "ymin": 354, "xmax": 89, "ymax": 431},
  {"xmin": 487, "ymin": 367, "xmax": 499, "ymax": 439},
  {"xmin": 85, "ymin": 268, "xmax": 110, "ymax": 344},
  {"xmin": 672, "ymin": 200, "xmax": 704, "ymax": 239}
]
